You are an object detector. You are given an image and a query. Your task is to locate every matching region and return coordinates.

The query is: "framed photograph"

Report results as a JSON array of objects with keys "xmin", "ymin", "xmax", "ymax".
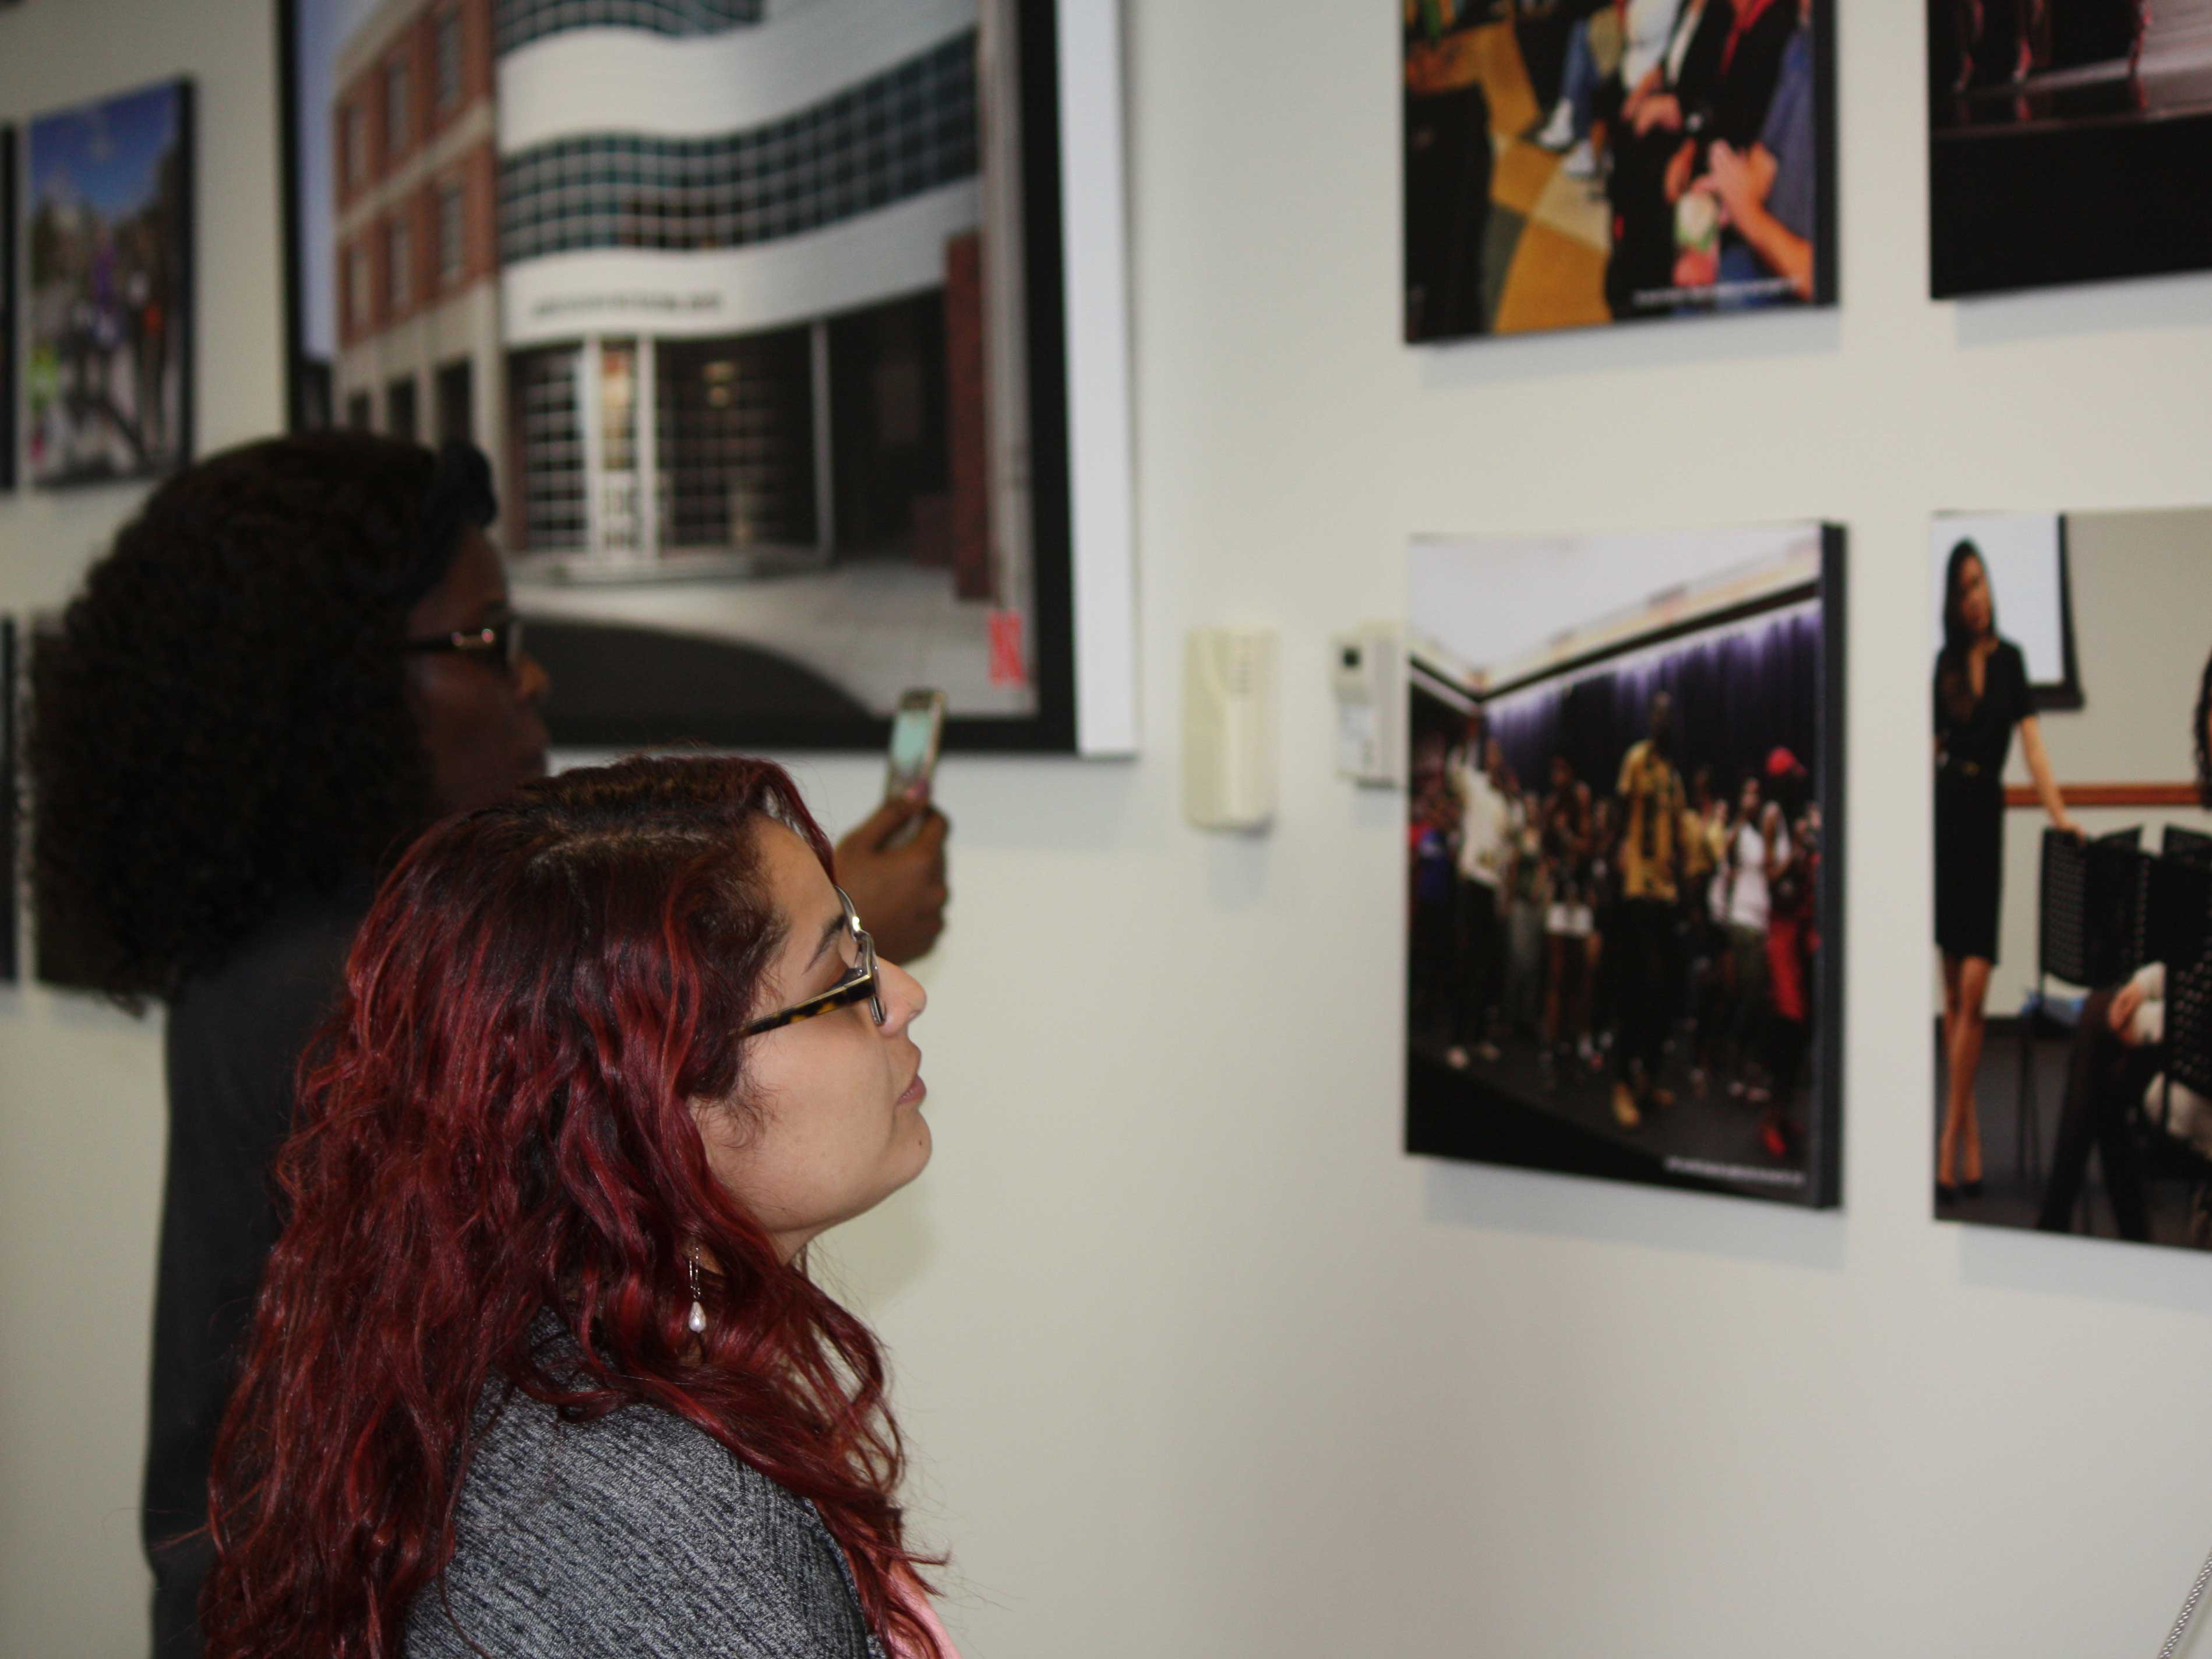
[
  {"xmin": 277, "ymin": 0, "xmax": 1134, "ymax": 755},
  {"xmin": 1, "ymin": 126, "xmax": 17, "ymax": 492},
  {"xmin": 1932, "ymin": 507, "xmax": 2212, "ymax": 1250},
  {"xmin": 1402, "ymin": 0, "xmax": 1834, "ymax": 341},
  {"xmin": 1406, "ymin": 521, "xmax": 1845, "ymax": 1207},
  {"xmin": 1928, "ymin": 0, "xmax": 2212, "ymax": 296},
  {"xmin": 24, "ymin": 79, "xmax": 194, "ymax": 488},
  {"xmin": 0, "ymin": 618, "xmax": 15, "ymax": 984},
  {"xmin": 25, "ymin": 614, "xmax": 101, "ymax": 993}
]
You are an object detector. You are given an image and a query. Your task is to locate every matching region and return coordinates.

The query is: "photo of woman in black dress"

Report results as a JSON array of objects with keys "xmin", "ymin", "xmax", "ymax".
[{"xmin": 1934, "ymin": 539, "xmax": 2079, "ymax": 1203}]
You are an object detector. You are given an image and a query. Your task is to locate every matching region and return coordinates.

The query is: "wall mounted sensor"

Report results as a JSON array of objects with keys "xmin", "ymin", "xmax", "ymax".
[
  {"xmin": 1331, "ymin": 622, "xmax": 1403, "ymax": 787},
  {"xmin": 1183, "ymin": 626, "xmax": 1278, "ymax": 831}
]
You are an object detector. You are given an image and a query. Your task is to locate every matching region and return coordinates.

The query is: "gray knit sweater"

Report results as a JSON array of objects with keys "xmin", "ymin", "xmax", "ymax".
[{"xmin": 405, "ymin": 1373, "xmax": 885, "ymax": 1659}]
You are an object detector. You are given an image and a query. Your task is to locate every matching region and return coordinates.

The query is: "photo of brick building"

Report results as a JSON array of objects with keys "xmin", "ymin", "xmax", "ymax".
[{"xmin": 292, "ymin": 0, "xmax": 1040, "ymax": 733}]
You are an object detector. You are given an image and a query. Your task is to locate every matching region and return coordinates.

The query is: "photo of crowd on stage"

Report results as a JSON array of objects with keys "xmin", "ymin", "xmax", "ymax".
[{"xmin": 1405, "ymin": 525, "xmax": 1840, "ymax": 1205}]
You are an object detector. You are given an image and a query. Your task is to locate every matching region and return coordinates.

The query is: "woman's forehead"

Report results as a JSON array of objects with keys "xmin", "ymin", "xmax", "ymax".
[{"xmin": 757, "ymin": 823, "xmax": 837, "ymax": 924}]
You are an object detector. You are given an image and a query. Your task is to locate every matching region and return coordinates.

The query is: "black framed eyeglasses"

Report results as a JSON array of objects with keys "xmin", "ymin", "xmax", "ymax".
[
  {"xmin": 404, "ymin": 613, "xmax": 524, "ymax": 674},
  {"xmin": 739, "ymin": 888, "xmax": 885, "ymax": 1037}
]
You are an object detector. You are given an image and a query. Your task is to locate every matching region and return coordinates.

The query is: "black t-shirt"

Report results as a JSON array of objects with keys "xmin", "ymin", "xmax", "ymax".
[
  {"xmin": 1703, "ymin": 0, "xmax": 1799, "ymax": 150},
  {"xmin": 1669, "ymin": 0, "xmax": 1737, "ymax": 104},
  {"xmin": 1934, "ymin": 637, "xmax": 2033, "ymax": 776},
  {"xmin": 143, "ymin": 881, "xmax": 371, "ymax": 1651}
]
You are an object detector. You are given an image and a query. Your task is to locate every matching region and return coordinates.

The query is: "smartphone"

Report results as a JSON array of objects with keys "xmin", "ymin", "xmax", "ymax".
[{"xmin": 884, "ymin": 689, "xmax": 947, "ymax": 808}]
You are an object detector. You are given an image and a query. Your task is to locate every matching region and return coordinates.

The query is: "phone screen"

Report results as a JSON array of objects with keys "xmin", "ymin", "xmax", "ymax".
[{"xmin": 885, "ymin": 696, "xmax": 944, "ymax": 800}]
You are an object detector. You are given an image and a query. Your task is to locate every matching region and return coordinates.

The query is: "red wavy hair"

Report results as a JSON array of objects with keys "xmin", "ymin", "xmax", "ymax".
[{"xmin": 200, "ymin": 754, "xmax": 943, "ymax": 1659}]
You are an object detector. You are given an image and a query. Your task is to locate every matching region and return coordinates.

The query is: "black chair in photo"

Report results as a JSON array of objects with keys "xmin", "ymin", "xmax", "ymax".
[
  {"xmin": 2164, "ymin": 823, "xmax": 2212, "ymax": 863},
  {"xmin": 2017, "ymin": 827, "xmax": 2147, "ymax": 1188},
  {"xmin": 2147, "ymin": 850, "xmax": 2212, "ymax": 987},
  {"xmin": 2167, "ymin": 958, "xmax": 2212, "ymax": 1106},
  {"xmin": 2129, "ymin": 856, "xmax": 2212, "ymax": 1241}
]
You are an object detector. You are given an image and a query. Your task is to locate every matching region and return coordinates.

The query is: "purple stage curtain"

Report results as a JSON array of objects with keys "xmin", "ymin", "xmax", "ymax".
[{"xmin": 1484, "ymin": 606, "xmax": 1822, "ymax": 801}]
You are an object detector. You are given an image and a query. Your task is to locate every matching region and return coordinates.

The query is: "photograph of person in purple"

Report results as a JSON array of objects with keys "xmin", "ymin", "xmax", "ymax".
[{"xmin": 24, "ymin": 79, "xmax": 192, "ymax": 487}]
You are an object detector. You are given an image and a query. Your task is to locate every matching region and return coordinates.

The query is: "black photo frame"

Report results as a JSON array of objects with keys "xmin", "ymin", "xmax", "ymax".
[
  {"xmin": 26, "ymin": 613, "xmax": 103, "ymax": 993},
  {"xmin": 276, "ymin": 0, "xmax": 1115, "ymax": 756},
  {"xmin": 1, "ymin": 126, "xmax": 17, "ymax": 493},
  {"xmin": 0, "ymin": 617, "xmax": 16, "ymax": 984}
]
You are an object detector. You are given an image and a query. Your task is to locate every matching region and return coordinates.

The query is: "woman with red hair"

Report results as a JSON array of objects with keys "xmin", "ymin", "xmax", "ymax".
[{"xmin": 200, "ymin": 754, "xmax": 954, "ymax": 1659}]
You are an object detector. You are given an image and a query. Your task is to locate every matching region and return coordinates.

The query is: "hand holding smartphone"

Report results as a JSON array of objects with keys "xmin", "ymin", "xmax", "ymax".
[{"xmin": 831, "ymin": 691, "xmax": 951, "ymax": 960}]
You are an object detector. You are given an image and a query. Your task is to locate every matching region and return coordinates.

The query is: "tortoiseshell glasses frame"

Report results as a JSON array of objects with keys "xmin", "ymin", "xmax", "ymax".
[{"xmin": 738, "ymin": 888, "xmax": 885, "ymax": 1036}]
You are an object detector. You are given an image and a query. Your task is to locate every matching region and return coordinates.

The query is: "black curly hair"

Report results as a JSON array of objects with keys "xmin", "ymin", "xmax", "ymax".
[
  {"xmin": 2196, "ymin": 645, "xmax": 2212, "ymax": 810},
  {"xmin": 29, "ymin": 430, "xmax": 496, "ymax": 1005}
]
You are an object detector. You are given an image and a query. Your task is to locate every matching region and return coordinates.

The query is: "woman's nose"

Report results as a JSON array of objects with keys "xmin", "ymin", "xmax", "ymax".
[
  {"xmin": 515, "ymin": 650, "xmax": 552, "ymax": 707},
  {"xmin": 880, "ymin": 961, "xmax": 926, "ymax": 1032}
]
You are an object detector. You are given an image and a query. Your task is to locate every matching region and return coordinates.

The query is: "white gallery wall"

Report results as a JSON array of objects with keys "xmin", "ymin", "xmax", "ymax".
[{"xmin": 5, "ymin": 1, "xmax": 2212, "ymax": 1656}]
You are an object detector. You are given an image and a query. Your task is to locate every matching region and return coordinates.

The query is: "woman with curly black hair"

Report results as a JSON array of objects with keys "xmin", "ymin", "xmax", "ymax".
[
  {"xmin": 2196, "ymin": 648, "xmax": 2212, "ymax": 810},
  {"xmin": 31, "ymin": 432, "xmax": 552, "ymax": 1657}
]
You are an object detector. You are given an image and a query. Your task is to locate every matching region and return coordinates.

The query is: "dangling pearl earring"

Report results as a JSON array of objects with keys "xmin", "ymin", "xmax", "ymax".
[{"xmin": 687, "ymin": 1248, "xmax": 707, "ymax": 1335}]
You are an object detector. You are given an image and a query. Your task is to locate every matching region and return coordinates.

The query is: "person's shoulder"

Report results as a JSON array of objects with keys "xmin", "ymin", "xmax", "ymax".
[
  {"xmin": 165, "ymin": 878, "xmax": 377, "ymax": 1121},
  {"xmin": 462, "ymin": 1386, "xmax": 800, "ymax": 1538},
  {"xmin": 419, "ymin": 1388, "xmax": 875, "ymax": 1658},
  {"xmin": 170, "ymin": 878, "xmax": 373, "ymax": 1029}
]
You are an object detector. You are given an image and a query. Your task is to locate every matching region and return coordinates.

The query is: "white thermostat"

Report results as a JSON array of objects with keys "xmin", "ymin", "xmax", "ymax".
[
  {"xmin": 1331, "ymin": 623, "xmax": 1403, "ymax": 787},
  {"xmin": 1183, "ymin": 626, "xmax": 1278, "ymax": 832}
]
